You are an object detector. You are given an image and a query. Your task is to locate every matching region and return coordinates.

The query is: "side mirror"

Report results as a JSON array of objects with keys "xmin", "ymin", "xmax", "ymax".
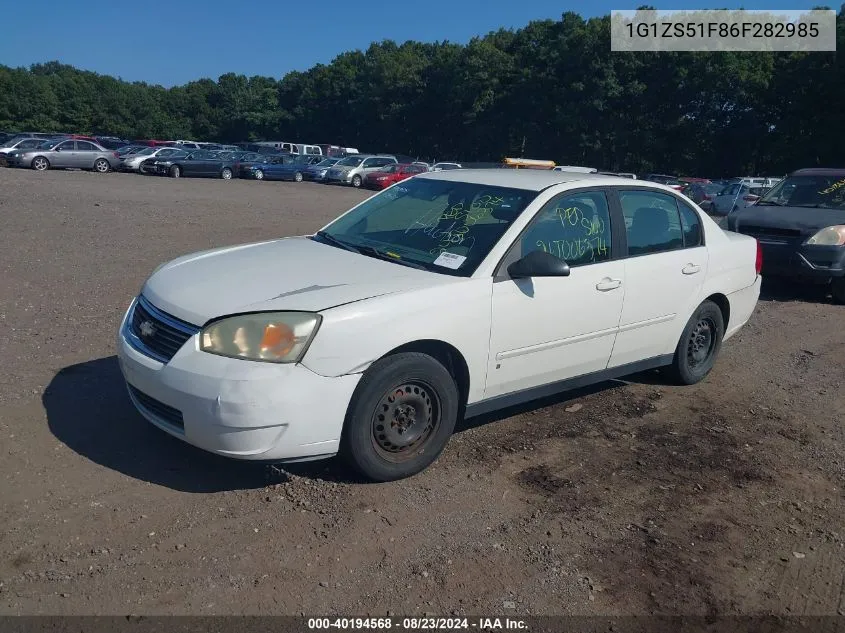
[
  {"xmin": 54, "ymin": 146, "xmax": 62, "ymax": 151},
  {"xmin": 507, "ymin": 250, "xmax": 571, "ymax": 279}
]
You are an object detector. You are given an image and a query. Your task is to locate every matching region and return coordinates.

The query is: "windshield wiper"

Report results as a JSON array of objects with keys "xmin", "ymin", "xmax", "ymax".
[
  {"xmin": 313, "ymin": 231, "xmax": 357, "ymax": 253},
  {"xmin": 354, "ymin": 244, "xmax": 429, "ymax": 271},
  {"xmin": 755, "ymin": 200, "xmax": 784, "ymax": 206}
]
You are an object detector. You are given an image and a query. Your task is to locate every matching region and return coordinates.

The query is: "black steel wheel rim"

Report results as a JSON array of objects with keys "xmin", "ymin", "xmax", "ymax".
[
  {"xmin": 687, "ymin": 317, "xmax": 716, "ymax": 368},
  {"xmin": 371, "ymin": 381, "xmax": 441, "ymax": 463}
]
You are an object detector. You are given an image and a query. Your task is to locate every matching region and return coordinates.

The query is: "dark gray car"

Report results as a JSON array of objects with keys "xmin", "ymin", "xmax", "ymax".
[{"xmin": 10, "ymin": 139, "xmax": 120, "ymax": 172}]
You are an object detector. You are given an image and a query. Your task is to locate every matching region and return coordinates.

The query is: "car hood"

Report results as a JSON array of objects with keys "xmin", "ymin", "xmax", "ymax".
[
  {"xmin": 733, "ymin": 204, "xmax": 845, "ymax": 234},
  {"xmin": 141, "ymin": 236, "xmax": 452, "ymax": 326}
]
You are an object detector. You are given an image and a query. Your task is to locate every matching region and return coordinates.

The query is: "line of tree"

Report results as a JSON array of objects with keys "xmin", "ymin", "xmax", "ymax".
[{"xmin": 0, "ymin": 9, "xmax": 842, "ymax": 176}]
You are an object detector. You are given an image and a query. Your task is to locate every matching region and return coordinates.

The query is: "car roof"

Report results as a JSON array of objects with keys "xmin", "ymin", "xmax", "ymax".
[
  {"xmin": 416, "ymin": 169, "xmax": 645, "ymax": 191},
  {"xmin": 790, "ymin": 168, "xmax": 845, "ymax": 177}
]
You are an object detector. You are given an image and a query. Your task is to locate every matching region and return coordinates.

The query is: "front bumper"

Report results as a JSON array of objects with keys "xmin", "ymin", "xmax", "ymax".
[
  {"xmin": 117, "ymin": 300, "xmax": 360, "ymax": 461},
  {"xmin": 363, "ymin": 179, "xmax": 390, "ymax": 190},
  {"xmin": 756, "ymin": 241, "xmax": 845, "ymax": 282},
  {"xmin": 324, "ymin": 171, "xmax": 352, "ymax": 184}
]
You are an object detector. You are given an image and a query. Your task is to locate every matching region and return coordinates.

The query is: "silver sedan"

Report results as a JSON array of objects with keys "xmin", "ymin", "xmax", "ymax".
[{"xmin": 9, "ymin": 139, "xmax": 121, "ymax": 173}]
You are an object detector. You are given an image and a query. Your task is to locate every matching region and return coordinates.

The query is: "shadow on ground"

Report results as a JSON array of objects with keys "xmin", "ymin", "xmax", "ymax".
[
  {"xmin": 43, "ymin": 356, "xmax": 671, "ymax": 489},
  {"xmin": 43, "ymin": 356, "xmax": 272, "ymax": 493}
]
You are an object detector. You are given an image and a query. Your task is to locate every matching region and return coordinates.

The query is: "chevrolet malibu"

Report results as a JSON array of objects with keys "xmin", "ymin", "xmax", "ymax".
[{"xmin": 118, "ymin": 170, "xmax": 762, "ymax": 481}]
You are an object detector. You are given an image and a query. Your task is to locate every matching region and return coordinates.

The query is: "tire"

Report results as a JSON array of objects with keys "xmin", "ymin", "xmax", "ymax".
[
  {"xmin": 831, "ymin": 278, "xmax": 845, "ymax": 304},
  {"xmin": 32, "ymin": 156, "xmax": 50, "ymax": 171},
  {"xmin": 340, "ymin": 352, "xmax": 459, "ymax": 482},
  {"xmin": 94, "ymin": 158, "xmax": 110, "ymax": 173},
  {"xmin": 221, "ymin": 167, "xmax": 233, "ymax": 180},
  {"xmin": 351, "ymin": 174, "xmax": 362, "ymax": 188},
  {"xmin": 254, "ymin": 169, "xmax": 264, "ymax": 181},
  {"xmin": 169, "ymin": 165, "xmax": 181, "ymax": 178},
  {"xmin": 294, "ymin": 171, "xmax": 303, "ymax": 183},
  {"xmin": 665, "ymin": 300, "xmax": 725, "ymax": 385}
]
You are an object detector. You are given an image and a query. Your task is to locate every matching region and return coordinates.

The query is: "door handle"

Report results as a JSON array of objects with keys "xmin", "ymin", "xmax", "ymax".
[
  {"xmin": 596, "ymin": 278, "xmax": 622, "ymax": 291},
  {"xmin": 682, "ymin": 263, "xmax": 701, "ymax": 275}
]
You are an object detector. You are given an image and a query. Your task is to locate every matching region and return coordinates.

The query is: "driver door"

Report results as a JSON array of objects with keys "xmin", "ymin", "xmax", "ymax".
[
  {"xmin": 51, "ymin": 141, "xmax": 77, "ymax": 168},
  {"xmin": 486, "ymin": 189, "xmax": 625, "ymax": 399}
]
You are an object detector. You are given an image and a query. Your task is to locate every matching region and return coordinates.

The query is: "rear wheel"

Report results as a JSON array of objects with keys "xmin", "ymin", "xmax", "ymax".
[
  {"xmin": 340, "ymin": 352, "xmax": 459, "ymax": 482},
  {"xmin": 94, "ymin": 158, "xmax": 110, "ymax": 173},
  {"xmin": 294, "ymin": 171, "xmax": 303, "ymax": 182},
  {"xmin": 169, "ymin": 165, "xmax": 181, "ymax": 178},
  {"xmin": 665, "ymin": 300, "xmax": 725, "ymax": 385},
  {"xmin": 351, "ymin": 174, "xmax": 362, "ymax": 188},
  {"xmin": 32, "ymin": 156, "xmax": 50, "ymax": 171}
]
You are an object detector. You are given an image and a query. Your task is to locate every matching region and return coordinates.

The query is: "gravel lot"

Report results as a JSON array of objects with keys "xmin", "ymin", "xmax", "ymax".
[{"xmin": 1, "ymin": 168, "xmax": 843, "ymax": 616}]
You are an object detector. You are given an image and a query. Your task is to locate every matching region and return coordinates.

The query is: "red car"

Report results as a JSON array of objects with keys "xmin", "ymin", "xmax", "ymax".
[{"xmin": 362, "ymin": 163, "xmax": 428, "ymax": 190}]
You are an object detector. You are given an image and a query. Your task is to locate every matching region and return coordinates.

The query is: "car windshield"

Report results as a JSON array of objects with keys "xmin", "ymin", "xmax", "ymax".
[
  {"xmin": 703, "ymin": 183, "xmax": 725, "ymax": 194},
  {"xmin": 0, "ymin": 138, "xmax": 22, "ymax": 148},
  {"xmin": 757, "ymin": 174, "xmax": 845, "ymax": 209},
  {"xmin": 314, "ymin": 177, "xmax": 537, "ymax": 276},
  {"xmin": 316, "ymin": 159, "xmax": 337, "ymax": 167},
  {"xmin": 137, "ymin": 147, "xmax": 157, "ymax": 156},
  {"xmin": 336, "ymin": 156, "xmax": 364, "ymax": 167},
  {"xmin": 380, "ymin": 165, "xmax": 401, "ymax": 173}
]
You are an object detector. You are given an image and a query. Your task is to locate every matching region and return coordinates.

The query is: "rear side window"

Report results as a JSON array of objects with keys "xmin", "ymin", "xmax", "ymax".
[
  {"xmin": 678, "ymin": 202, "xmax": 703, "ymax": 247},
  {"xmin": 76, "ymin": 141, "xmax": 97, "ymax": 151},
  {"xmin": 618, "ymin": 190, "xmax": 684, "ymax": 256}
]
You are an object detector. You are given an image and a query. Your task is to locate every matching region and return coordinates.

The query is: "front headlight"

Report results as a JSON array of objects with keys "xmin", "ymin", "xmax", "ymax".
[
  {"xmin": 804, "ymin": 225, "xmax": 845, "ymax": 246},
  {"xmin": 200, "ymin": 312, "xmax": 321, "ymax": 363}
]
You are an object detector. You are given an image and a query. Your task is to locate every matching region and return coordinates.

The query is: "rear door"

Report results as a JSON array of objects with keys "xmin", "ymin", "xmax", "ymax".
[
  {"xmin": 608, "ymin": 188, "xmax": 708, "ymax": 368},
  {"xmin": 74, "ymin": 141, "xmax": 100, "ymax": 168}
]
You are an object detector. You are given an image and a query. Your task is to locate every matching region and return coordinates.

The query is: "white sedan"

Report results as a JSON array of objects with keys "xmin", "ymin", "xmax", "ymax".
[
  {"xmin": 120, "ymin": 146, "xmax": 186, "ymax": 172},
  {"xmin": 118, "ymin": 170, "xmax": 762, "ymax": 481}
]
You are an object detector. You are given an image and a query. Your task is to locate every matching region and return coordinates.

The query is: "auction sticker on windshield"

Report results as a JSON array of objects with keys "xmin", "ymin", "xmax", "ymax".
[{"xmin": 433, "ymin": 252, "xmax": 467, "ymax": 269}]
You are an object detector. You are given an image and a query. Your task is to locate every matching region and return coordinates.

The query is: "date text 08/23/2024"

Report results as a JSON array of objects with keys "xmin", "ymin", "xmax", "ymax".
[{"xmin": 307, "ymin": 617, "xmax": 528, "ymax": 630}]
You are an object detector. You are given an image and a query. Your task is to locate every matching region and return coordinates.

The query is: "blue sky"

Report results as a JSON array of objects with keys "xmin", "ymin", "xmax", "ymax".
[{"xmin": 1, "ymin": 0, "xmax": 822, "ymax": 86}]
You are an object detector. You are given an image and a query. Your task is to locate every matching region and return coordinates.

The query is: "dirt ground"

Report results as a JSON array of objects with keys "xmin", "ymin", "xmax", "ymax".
[{"xmin": 0, "ymin": 167, "xmax": 843, "ymax": 617}]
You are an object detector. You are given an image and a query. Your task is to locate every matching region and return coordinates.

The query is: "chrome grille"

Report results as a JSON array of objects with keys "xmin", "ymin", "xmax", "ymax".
[
  {"xmin": 125, "ymin": 296, "xmax": 200, "ymax": 363},
  {"xmin": 127, "ymin": 384, "xmax": 184, "ymax": 431}
]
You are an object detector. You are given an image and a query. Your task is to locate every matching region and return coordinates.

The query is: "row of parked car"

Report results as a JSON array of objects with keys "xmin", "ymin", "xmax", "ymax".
[{"xmin": 0, "ymin": 133, "xmax": 464, "ymax": 189}]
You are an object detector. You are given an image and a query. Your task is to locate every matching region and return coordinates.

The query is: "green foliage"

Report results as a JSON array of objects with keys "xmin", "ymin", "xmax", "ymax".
[{"xmin": 0, "ymin": 10, "xmax": 842, "ymax": 175}]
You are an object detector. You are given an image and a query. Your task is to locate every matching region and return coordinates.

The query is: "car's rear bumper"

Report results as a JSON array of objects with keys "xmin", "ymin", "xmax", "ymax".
[{"xmin": 724, "ymin": 275, "xmax": 762, "ymax": 342}]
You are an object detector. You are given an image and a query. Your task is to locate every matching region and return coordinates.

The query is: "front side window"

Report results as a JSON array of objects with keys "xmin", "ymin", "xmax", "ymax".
[
  {"xmin": 618, "ymin": 190, "xmax": 685, "ymax": 256},
  {"xmin": 519, "ymin": 191, "xmax": 612, "ymax": 267},
  {"xmin": 316, "ymin": 178, "xmax": 537, "ymax": 276},
  {"xmin": 56, "ymin": 141, "xmax": 75, "ymax": 151}
]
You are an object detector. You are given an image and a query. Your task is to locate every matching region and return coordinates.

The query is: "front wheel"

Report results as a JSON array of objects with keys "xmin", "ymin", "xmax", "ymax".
[
  {"xmin": 294, "ymin": 171, "xmax": 303, "ymax": 182},
  {"xmin": 351, "ymin": 174, "xmax": 362, "ymax": 188},
  {"xmin": 340, "ymin": 352, "xmax": 459, "ymax": 482},
  {"xmin": 169, "ymin": 165, "xmax": 181, "ymax": 178},
  {"xmin": 665, "ymin": 300, "xmax": 725, "ymax": 385},
  {"xmin": 254, "ymin": 169, "xmax": 264, "ymax": 180},
  {"xmin": 221, "ymin": 167, "xmax": 233, "ymax": 180},
  {"xmin": 831, "ymin": 278, "xmax": 845, "ymax": 304},
  {"xmin": 32, "ymin": 156, "xmax": 50, "ymax": 171},
  {"xmin": 94, "ymin": 158, "xmax": 110, "ymax": 173}
]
